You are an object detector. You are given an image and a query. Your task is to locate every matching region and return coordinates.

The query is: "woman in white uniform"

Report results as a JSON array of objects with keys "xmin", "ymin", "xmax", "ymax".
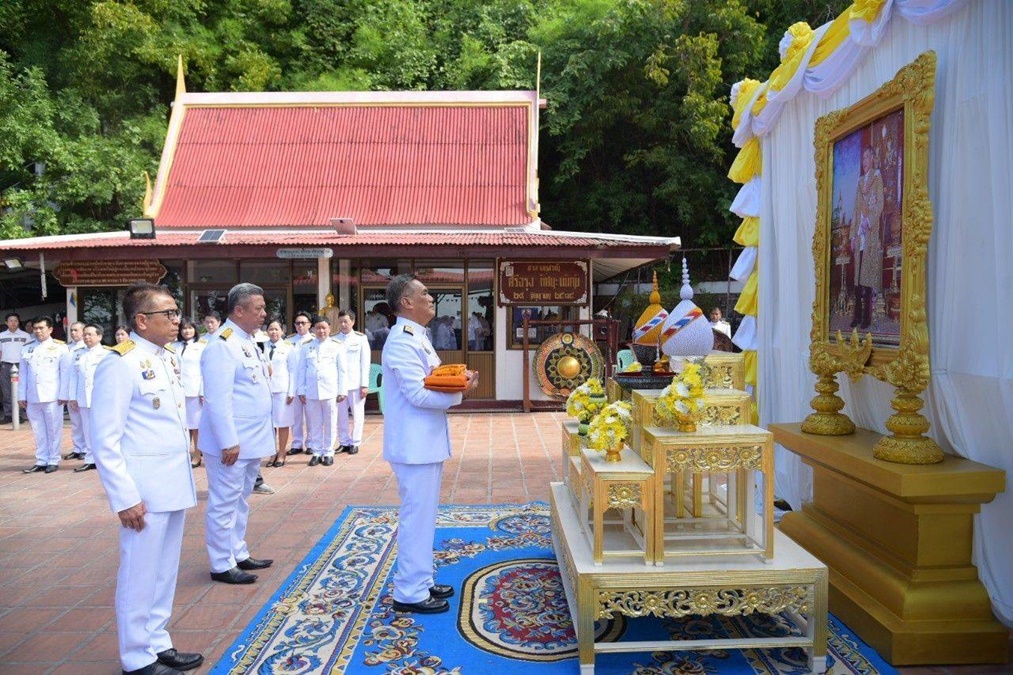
[
  {"xmin": 264, "ymin": 318, "xmax": 295, "ymax": 467},
  {"xmin": 174, "ymin": 318, "xmax": 207, "ymax": 467}
]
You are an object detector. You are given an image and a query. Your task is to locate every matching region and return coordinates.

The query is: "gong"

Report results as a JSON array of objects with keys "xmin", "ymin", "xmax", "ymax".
[{"xmin": 533, "ymin": 331, "xmax": 605, "ymax": 398}]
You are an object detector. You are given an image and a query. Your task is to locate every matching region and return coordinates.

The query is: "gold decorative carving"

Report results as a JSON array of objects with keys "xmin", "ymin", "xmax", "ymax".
[
  {"xmin": 596, "ymin": 586, "xmax": 811, "ymax": 619},
  {"xmin": 809, "ymin": 51, "xmax": 942, "ymax": 463},
  {"xmin": 702, "ymin": 404, "xmax": 743, "ymax": 426},
  {"xmin": 581, "ymin": 467, "xmax": 594, "ymax": 508},
  {"xmin": 665, "ymin": 446, "xmax": 763, "ymax": 472},
  {"xmin": 607, "ymin": 483, "xmax": 642, "ymax": 509}
]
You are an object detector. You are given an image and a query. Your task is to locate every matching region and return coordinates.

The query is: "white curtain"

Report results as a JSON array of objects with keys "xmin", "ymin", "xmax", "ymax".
[{"xmin": 756, "ymin": 1, "xmax": 1013, "ymax": 625}]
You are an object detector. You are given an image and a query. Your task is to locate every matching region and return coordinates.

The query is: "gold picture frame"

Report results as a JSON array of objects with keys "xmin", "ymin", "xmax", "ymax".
[{"xmin": 803, "ymin": 51, "xmax": 942, "ymax": 464}]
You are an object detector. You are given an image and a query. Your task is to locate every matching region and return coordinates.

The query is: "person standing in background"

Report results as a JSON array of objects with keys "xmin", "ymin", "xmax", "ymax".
[
  {"xmin": 285, "ymin": 311, "xmax": 314, "ymax": 457},
  {"xmin": 61, "ymin": 321, "xmax": 87, "ymax": 462},
  {"xmin": 19, "ymin": 317, "xmax": 69, "ymax": 474},
  {"xmin": 198, "ymin": 283, "xmax": 275, "ymax": 585},
  {"xmin": 296, "ymin": 315, "xmax": 347, "ymax": 467},
  {"xmin": 381, "ymin": 275, "xmax": 479, "ymax": 614},
  {"xmin": 0, "ymin": 312, "xmax": 31, "ymax": 424},
  {"xmin": 174, "ymin": 319, "xmax": 206, "ymax": 468},
  {"xmin": 89, "ymin": 283, "xmax": 203, "ymax": 675},
  {"xmin": 334, "ymin": 310, "xmax": 370, "ymax": 455},
  {"xmin": 67, "ymin": 323, "xmax": 109, "ymax": 473},
  {"xmin": 264, "ymin": 318, "xmax": 295, "ymax": 467}
]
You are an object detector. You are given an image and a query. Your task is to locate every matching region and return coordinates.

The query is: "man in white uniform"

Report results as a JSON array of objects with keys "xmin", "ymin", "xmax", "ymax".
[
  {"xmin": 285, "ymin": 311, "xmax": 314, "ymax": 456},
  {"xmin": 198, "ymin": 283, "xmax": 275, "ymax": 584},
  {"xmin": 335, "ymin": 310, "xmax": 370, "ymax": 455},
  {"xmin": 89, "ymin": 283, "xmax": 202, "ymax": 675},
  {"xmin": 296, "ymin": 315, "xmax": 347, "ymax": 466},
  {"xmin": 0, "ymin": 312, "xmax": 31, "ymax": 424},
  {"xmin": 19, "ymin": 316, "xmax": 69, "ymax": 473},
  {"xmin": 67, "ymin": 323, "xmax": 109, "ymax": 472},
  {"xmin": 61, "ymin": 321, "xmax": 88, "ymax": 461},
  {"xmin": 382, "ymin": 274, "xmax": 478, "ymax": 614}
]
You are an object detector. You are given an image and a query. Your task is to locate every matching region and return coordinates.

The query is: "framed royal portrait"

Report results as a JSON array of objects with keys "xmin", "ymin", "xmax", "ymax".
[{"xmin": 810, "ymin": 51, "xmax": 936, "ymax": 382}]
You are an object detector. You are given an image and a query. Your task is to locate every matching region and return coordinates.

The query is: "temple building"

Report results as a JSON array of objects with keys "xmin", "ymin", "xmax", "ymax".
[{"xmin": 0, "ymin": 68, "xmax": 678, "ymax": 405}]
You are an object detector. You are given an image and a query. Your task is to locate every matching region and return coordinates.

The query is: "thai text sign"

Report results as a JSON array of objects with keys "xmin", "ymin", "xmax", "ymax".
[
  {"xmin": 498, "ymin": 260, "xmax": 589, "ymax": 305},
  {"xmin": 53, "ymin": 260, "xmax": 167, "ymax": 287},
  {"xmin": 276, "ymin": 248, "xmax": 334, "ymax": 259}
]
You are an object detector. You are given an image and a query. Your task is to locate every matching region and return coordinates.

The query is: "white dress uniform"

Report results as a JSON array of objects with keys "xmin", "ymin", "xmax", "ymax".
[
  {"xmin": 296, "ymin": 337, "xmax": 347, "ymax": 458},
  {"xmin": 285, "ymin": 333, "xmax": 313, "ymax": 450},
  {"xmin": 68, "ymin": 343, "xmax": 110, "ymax": 465},
  {"xmin": 88, "ymin": 334, "xmax": 196, "ymax": 673},
  {"xmin": 173, "ymin": 337, "xmax": 207, "ymax": 429},
  {"xmin": 335, "ymin": 330, "xmax": 371, "ymax": 448},
  {"xmin": 197, "ymin": 319, "xmax": 274, "ymax": 574},
  {"xmin": 61, "ymin": 339, "xmax": 87, "ymax": 456},
  {"xmin": 0, "ymin": 326, "xmax": 31, "ymax": 420},
  {"xmin": 18, "ymin": 337, "xmax": 70, "ymax": 468},
  {"xmin": 382, "ymin": 317, "xmax": 463, "ymax": 604},
  {"xmin": 266, "ymin": 338, "xmax": 295, "ymax": 428}
]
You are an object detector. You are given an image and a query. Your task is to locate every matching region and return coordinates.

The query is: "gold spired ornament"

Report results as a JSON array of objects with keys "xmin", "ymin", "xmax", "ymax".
[{"xmin": 807, "ymin": 51, "xmax": 942, "ymax": 464}]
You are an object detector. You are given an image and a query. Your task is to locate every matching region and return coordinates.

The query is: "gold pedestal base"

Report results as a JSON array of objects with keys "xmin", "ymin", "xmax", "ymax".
[{"xmin": 772, "ymin": 423, "xmax": 1008, "ymax": 666}]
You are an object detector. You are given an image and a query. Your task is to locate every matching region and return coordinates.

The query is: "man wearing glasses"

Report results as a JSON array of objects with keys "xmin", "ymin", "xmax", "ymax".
[
  {"xmin": 198, "ymin": 283, "xmax": 275, "ymax": 584},
  {"xmin": 285, "ymin": 311, "xmax": 313, "ymax": 456},
  {"xmin": 89, "ymin": 283, "xmax": 203, "ymax": 674}
]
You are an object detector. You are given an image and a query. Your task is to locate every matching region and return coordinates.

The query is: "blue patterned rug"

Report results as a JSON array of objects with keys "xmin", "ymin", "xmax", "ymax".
[{"xmin": 210, "ymin": 503, "xmax": 896, "ymax": 674}]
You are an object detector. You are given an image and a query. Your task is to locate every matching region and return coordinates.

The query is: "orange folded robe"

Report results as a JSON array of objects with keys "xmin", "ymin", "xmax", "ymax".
[{"xmin": 424, "ymin": 364, "xmax": 469, "ymax": 392}]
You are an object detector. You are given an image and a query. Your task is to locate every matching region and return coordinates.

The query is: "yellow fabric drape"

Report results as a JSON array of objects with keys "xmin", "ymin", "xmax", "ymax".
[
  {"xmin": 731, "ymin": 79, "xmax": 761, "ymax": 131},
  {"xmin": 744, "ymin": 350, "xmax": 757, "ymax": 388},
  {"xmin": 734, "ymin": 217, "xmax": 760, "ymax": 247},
  {"xmin": 810, "ymin": 10, "xmax": 851, "ymax": 66},
  {"xmin": 735, "ymin": 269, "xmax": 758, "ymax": 316},
  {"xmin": 728, "ymin": 138, "xmax": 762, "ymax": 184},
  {"xmin": 751, "ymin": 83, "xmax": 770, "ymax": 117},
  {"xmin": 769, "ymin": 22, "xmax": 815, "ymax": 93},
  {"xmin": 850, "ymin": 0, "xmax": 889, "ymax": 23}
]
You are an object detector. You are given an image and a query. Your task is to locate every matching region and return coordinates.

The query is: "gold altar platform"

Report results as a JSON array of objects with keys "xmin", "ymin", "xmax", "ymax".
[{"xmin": 771, "ymin": 423, "xmax": 1008, "ymax": 666}]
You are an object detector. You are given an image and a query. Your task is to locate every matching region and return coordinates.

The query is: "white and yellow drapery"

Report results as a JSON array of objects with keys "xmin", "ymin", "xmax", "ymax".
[{"xmin": 726, "ymin": 0, "xmax": 1013, "ymax": 627}]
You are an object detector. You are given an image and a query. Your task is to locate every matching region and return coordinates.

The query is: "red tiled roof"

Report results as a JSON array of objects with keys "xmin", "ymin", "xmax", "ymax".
[{"xmin": 155, "ymin": 105, "xmax": 531, "ymax": 228}]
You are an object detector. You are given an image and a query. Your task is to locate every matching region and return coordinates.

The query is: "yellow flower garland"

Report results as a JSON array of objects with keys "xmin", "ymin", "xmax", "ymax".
[
  {"xmin": 587, "ymin": 400, "xmax": 633, "ymax": 453},
  {"xmin": 565, "ymin": 377, "xmax": 606, "ymax": 422},
  {"xmin": 655, "ymin": 362, "xmax": 706, "ymax": 424}
]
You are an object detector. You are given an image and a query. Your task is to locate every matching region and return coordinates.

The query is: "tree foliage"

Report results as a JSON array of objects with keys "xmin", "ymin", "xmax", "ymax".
[{"xmin": 0, "ymin": 0, "xmax": 848, "ymax": 247}]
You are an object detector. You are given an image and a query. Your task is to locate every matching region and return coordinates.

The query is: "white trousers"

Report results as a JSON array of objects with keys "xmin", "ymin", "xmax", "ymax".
[
  {"xmin": 27, "ymin": 401, "xmax": 63, "ymax": 466},
  {"xmin": 79, "ymin": 407, "xmax": 94, "ymax": 464},
  {"xmin": 337, "ymin": 389, "xmax": 365, "ymax": 446},
  {"xmin": 68, "ymin": 404, "xmax": 85, "ymax": 454},
  {"xmin": 304, "ymin": 398, "xmax": 337, "ymax": 457},
  {"xmin": 390, "ymin": 461, "xmax": 444, "ymax": 604},
  {"xmin": 117, "ymin": 509, "xmax": 184, "ymax": 672},
  {"xmin": 204, "ymin": 457, "xmax": 260, "ymax": 573},
  {"xmin": 290, "ymin": 395, "xmax": 307, "ymax": 449}
]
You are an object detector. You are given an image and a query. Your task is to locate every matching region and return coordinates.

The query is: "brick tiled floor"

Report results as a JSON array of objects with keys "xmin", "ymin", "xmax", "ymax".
[{"xmin": 0, "ymin": 413, "xmax": 1009, "ymax": 674}]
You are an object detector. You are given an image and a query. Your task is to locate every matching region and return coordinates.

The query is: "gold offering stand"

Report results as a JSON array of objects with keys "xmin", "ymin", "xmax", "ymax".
[{"xmin": 553, "ymin": 352, "xmax": 829, "ymax": 673}]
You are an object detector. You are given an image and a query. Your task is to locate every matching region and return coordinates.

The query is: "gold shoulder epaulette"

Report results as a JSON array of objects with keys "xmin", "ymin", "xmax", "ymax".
[
  {"xmin": 198, "ymin": 337, "xmax": 208, "ymax": 344},
  {"xmin": 111, "ymin": 340, "xmax": 135, "ymax": 355},
  {"xmin": 355, "ymin": 330, "xmax": 366, "ymax": 336},
  {"xmin": 403, "ymin": 325, "xmax": 414, "ymax": 335},
  {"xmin": 164, "ymin": 343, "xmax": 176, "ymax": 353},
  {"xmin": 102, "ymin": 345, "xmax": 116, "ymax": 351},
  {"xmin": 219, "ymin": 328, "xmax": 233, "ymax": 340},
  {"xmin": 53, "ymin": 339, "xmax": 66, "ymax": 344}
]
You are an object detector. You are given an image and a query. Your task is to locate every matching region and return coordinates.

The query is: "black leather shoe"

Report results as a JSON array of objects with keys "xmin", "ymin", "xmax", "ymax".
[
  {"xmin": 74, "ymin": 463, "xmax": 97, "ymax": 473},
  {"xmin": 22, "ymin": 465, "xmax": 46, "ymax": 474},
  {"xmin": 429, "ymin": 584, "xmax": 455, "ymax": 599},
  {"xmin": 64, "ymin": 451, "xmax": 83, "ymax": 460},
  {"xmin": 236, "ymin": 557, "xmax": 273, "ymax": 571},
  {"xmin": 348, "ymin": 446, "xmax": 359, "ymax": 455},
  {"xmin": 156, "ymin": 648, "xmax": 204, "ymax": 671},
  {"xmin": 321, "ymin": 456, "xmax": 334, "ymax": 466},
  {"xmin": 44, "ymin": 465, "xmax": 58, "ymax": 474},
  {"xmin": 210, "ymin": 567, "xmax": 257, "ymax": 584},
  {"xmin": 308, "ymin": 455, "xmax": 320, "ymax": 466},
  {"xmin": 123, "ymin": 661, "xmax": 183, "ymax": 675},
  {"xmin": 336, "ymin": 445, "xmax": 349, "ymax": 453},
  {"xmin": 392, "ymin": 595, "xmax": 450, "ymax": 614},
  {"xmin": 286, "ymin": 446, "xmax": 304, "ymax": 455}
]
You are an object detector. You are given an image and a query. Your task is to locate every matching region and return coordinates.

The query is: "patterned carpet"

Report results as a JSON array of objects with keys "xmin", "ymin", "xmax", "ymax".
[{"xmin": 210, "ymin": 503, "xmax": 896, "ymax": 674}]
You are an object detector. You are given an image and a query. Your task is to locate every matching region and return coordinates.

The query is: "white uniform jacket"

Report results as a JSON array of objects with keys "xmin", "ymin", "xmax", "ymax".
[
  {"xmin": 89, "ymin": 335, "xmax": 196, "ymax": 514},
  {"xmin": 336, "ymin": 330, "xmax": 371, "ymax": 391},
  {"xmin": 0, "ymin": 328, "xmax": 31, "ymax": 363},
  {"xmin": 197, "ymin": 319, "xmax": 274, "ymax": 459},
  {"xmin": 265, "ymin": 339, "xmax": 295, "ymax": 395},
  {"xmin": 173, "ymin": 337, "xmax": 206, "ymax": 397},
  {"xmin": 18, "ymin": 338, "xmax": 69, "ymax": 403},
  {"xmin": 69, "ymin": 344, "xmax": 110, "ymax": 407},
  {"xmin": 296, "ymin": 337, "xmax": 348, "ymax": 400},
  {"xmin": 381, "ymin": 317, "xmax": 462, "ymax": 465}
]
